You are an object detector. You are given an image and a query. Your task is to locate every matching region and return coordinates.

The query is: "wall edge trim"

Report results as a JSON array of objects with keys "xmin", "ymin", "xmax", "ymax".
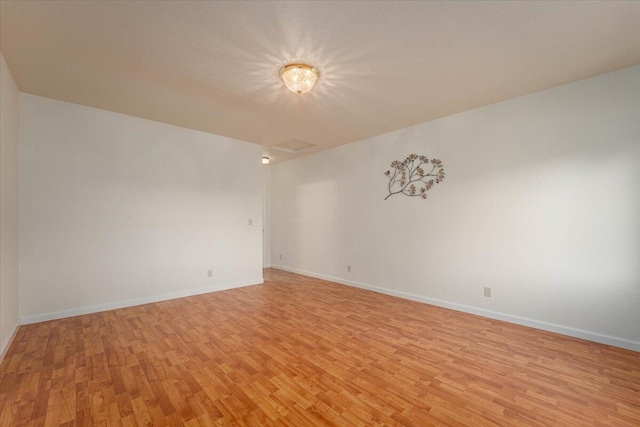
[
  {"xmin": 0, "ymin": 320, "xmax": 21, "ymax": 363},
  {"xmin": 20, "ymin": 278, "xmax": 264, "ymax": 325},
  {"xmin": 271, "ymin": 265, "xmax": 640, "ymax": 352}
]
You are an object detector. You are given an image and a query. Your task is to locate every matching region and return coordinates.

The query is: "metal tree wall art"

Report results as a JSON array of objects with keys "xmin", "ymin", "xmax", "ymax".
[{"xmin": 384, "ymin": 154, "xmax": 445, "ymax": 200}]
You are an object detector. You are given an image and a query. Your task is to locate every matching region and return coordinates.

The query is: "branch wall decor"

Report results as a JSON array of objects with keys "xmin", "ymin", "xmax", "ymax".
[{"xmin": 384, "ymin": 154, "xmax": 445, "ymax": 200}]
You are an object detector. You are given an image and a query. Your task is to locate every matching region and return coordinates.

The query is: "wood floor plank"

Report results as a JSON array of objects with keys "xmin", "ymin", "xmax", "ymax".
[{"xmin": 1, "ymin": 268, "xmax": 639, "ymax": 426}]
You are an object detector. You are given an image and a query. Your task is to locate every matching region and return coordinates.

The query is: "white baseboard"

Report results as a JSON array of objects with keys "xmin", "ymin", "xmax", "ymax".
[
  {"xmin": 21, "ymin": 278, "xmax": 264, "ymax": 325},
  {"xmin": 0, "ymin": 320, "xmax": 20, "ymax": 363},
  {"xmin": 271, "ymin": 264, "xmax": 640, "ymax": 352}
]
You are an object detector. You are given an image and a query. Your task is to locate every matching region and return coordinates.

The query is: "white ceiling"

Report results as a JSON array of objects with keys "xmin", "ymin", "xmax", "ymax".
[{"xmin": 2, "ymin": 1, "xmax": 639, "ymax": 163}]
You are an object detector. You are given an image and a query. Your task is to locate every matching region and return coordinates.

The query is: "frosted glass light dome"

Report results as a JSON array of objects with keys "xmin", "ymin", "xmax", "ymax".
[{"xmin": 279, "ymin": 64, "xmax": 320, "ymax": 94}]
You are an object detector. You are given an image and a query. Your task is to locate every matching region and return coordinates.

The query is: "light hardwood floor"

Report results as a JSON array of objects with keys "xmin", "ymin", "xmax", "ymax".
[{"xmin": 1, "ymin": 268, "xmax": 638, "ymax": 426}]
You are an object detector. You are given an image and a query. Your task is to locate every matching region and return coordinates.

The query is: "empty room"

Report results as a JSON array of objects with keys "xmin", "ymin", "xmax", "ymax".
[{"xmin": 1, "ymin": 1, "xmax": 639, "ymax": 426}]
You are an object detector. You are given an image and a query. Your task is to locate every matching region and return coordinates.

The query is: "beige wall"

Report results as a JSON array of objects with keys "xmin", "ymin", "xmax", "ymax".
[
  {"xmin": 19, "ymin": 94, "xmax": 264, "ymax": 323},
  {"xmin": 271, "ymin": 65, "xmax": 640, "ymax": 351},
  {"xmin": 0, "ymin": 52, "xmax": 20, "ymax": 359},
  {"xmin": 263, "ymin": 165, "xmax": 272, "ymax": 267}
]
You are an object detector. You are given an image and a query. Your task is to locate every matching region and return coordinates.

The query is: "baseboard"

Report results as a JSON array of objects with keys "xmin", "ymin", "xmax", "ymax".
[
  {"xmin": 21, "ymin": 278, "xmax": 264, "ymax": 325},
  {"xmin": 271, "ymin": 264, "xmax": 640, "ymax": 352},
  {"xmin": 0, "ymin": 320, "xmax": 20, "ymax": 363}
]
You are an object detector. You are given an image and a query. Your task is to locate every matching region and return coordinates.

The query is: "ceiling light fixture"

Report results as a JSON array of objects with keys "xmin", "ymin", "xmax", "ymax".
[
  {"xmin": 262, "ymin": 156, "xmax": 270, "ymax": 164},
  {"xmin": 279, "ymin": 64, "xmax": 320, "ymax": 94}
]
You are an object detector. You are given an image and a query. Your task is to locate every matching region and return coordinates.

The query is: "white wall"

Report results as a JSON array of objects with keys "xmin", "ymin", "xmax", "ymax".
[
  {"xmin": 0, "ymin": 52, "xmax": 20, "ymax": 359},
  {"xmin": 19, "ymin": 94, "xmax": 264, "ymax": 323},
  {"xmin": 271, "ymin": 65, "xmax": 640, "ymax": 351},
  {"xmin": 263, "ymin": 165, "xmax": 272, "ymax": 267}
]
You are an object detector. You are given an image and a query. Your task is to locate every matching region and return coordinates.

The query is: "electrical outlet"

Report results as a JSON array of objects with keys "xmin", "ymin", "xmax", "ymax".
[
  {"xmin": 248, "ymin": 218, "xmax": 253, "ymax": 226},
  {"xmin": 347, "ymin": 265, "xmax": 351, "ymax": 272},
  {"xmin": 207, "ymin": 270, "xmax": 213, "ymax": 277},
  {"xmin": 484, "ymin": 287, "xmax": 492, "ymax": 297}
]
